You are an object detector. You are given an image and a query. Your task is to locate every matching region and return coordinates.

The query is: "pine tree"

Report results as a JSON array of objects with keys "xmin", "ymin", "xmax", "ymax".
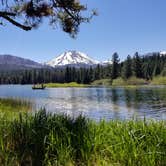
[
  {"xmin": 122, "ymin": 55, "xmax": 132, "ymax": 79},
  {"xmin": 94, "ymin": 64, "xmax": 101, "ymax": 80},
  {"xmin": 132, "ymin": 52, "xmax": 143, "ymax": 78},
  {"xmin": 89, "ymin": 67, "xmax": 94, "ymax": 82},
  {"xmin": 161, "ymin": 63, "xmax": 166, "ymax": 76},
  {"xmin": 111, "ymin": 52, "xmax": 120, "ymax": 79},
  {"xmin": 153, "ymin": 64, "xmax": 160, "ymax": 77},
  {"xmin": 65, "ymin": 67, "xmax": 70, "ymax": 82}
]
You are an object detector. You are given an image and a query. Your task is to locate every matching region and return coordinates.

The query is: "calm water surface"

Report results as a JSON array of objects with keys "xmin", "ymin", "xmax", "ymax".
[{"xmin": 0, "ymin": 85, "xmax": 166, "ymax": 120}]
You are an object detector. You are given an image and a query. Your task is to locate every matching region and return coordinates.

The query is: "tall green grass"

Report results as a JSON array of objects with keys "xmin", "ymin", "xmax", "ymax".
[
  {"xmin": 0, "ymin": 98, "xmax": 32, "ymax": 112},
  {"xmin": 0, "ymin": 110, "xmax": 165, "ymax": 166},
  {"xmin": 0, "ymin": 98, "xmax": 32, "ymax": 122}
]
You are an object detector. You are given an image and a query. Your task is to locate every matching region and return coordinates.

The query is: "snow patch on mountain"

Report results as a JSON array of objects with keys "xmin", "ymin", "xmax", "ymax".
[
  {"xmin": 101, "ymin": 60, "xmax": 112, "ymax": 65},
  {"xmin": 160, "ymin": 51, "xmax": 166, "ymax": 56}
]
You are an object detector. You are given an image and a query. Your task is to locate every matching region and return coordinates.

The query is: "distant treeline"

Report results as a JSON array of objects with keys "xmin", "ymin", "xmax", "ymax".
[{"xmin": 0, "ymin": 52, "xmax": 166, "ymax": 84}]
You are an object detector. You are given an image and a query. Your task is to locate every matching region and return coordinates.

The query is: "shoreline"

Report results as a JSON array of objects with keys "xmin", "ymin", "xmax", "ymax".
[{"xmin": 1, "ymin": 83, "xmax": 166, "ymax": 88}]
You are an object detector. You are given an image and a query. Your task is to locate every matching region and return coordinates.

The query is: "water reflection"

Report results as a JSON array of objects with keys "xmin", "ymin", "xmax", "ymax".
[{"xmin": 0, "ymin": 85, "xmax": 166, "ymax": 120}]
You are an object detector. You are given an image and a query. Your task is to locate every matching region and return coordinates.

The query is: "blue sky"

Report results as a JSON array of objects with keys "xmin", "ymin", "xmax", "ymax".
[{"xmin": 0, "ymin": 0, "xmax": 166, "ymax": 62}]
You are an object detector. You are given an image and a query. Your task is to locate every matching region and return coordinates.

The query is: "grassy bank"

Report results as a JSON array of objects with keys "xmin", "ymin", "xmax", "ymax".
[
  {"xmin": 0, "ymin": 109, "xmax": 165, "ymax": 166},
  {"xmin": 91, "ymin": 76, "xmax": 166, "ymax": 87},
  {"xmin": 112, "ymin": 77, "xmax": 148, "ymax": 86},
  {"xmin": 91, "ymin": 77, "xmax": 148, "ymax": 87},
  {"xmin": 91, "ymin": 79, "xmax": 112, "ymax": 86},
  {"xmin": 151, "ymin": 76, "xmax": 166, "ymax": 85},
  {"xmin": 44, "ymin": 76, "xmax": 166, "ymax": 88},
  {"xmin": 45, "ymin": 82, "xmax": 88, "ymax": 88}
]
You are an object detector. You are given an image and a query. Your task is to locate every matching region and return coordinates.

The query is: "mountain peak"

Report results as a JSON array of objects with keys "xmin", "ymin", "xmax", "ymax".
[{"xmin": 46, "ymin": 51, "xmax": 99, "ymax": 67}]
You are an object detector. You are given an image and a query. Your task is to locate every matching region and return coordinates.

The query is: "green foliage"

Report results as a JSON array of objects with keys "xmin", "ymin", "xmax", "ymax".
[
  {"xmin": 112, "ymin": 77, "xmax": 148, "ymax": 86},
  {"xmin": 151, "ymin": 76, "xmax": 166, "ymax": 85},
  {"xmin": 91, "ymin": 79, "xmax": 112, "ymax": 86},
  {"xmin": 112, "ymin": 77, "xmax": 126, "ymax": 86},
  {"xmin": 0, "ymin": 110, "xmax": 165, "ymax": 165},
  {"xmin": 126, "ymin": 77, "xmax": 148, "ymax": 85}
]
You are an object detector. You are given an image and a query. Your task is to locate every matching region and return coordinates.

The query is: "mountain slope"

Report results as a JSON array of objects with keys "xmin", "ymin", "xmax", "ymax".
[
  {"xmin": 46, "ymin": 51, "xmax": 100, "ymax": 67},
  {"xmin": 144, "ymin": 51, "xmax": 166, "ymax": 57},
  {"xmin": 0, "ymin": 54, "xmax": 46, "ymax": 70}
]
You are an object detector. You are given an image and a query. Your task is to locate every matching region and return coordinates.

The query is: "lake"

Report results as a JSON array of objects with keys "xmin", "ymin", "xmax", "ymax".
[{"xmin": 0, "ymin": 85, "xmax": 166, "ymax": 120}]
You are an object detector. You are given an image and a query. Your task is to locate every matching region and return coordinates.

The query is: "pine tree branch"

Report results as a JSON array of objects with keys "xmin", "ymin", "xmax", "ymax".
[
  {"xmin": 55, "ymin": 0, "xmax": 80, "ymax": 22},
  {"xmin": 0, "ymin": 11, "xmax": 16, "ymax": 16},
  {"xmin": 0, "ymin": 11, "xmax": 32, "ymax": 31}
]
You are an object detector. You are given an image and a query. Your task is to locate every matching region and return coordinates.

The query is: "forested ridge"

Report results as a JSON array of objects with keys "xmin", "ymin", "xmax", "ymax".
[{"xmin": 0, "ymin": 52, "xmax": 166, "ymax": 84}]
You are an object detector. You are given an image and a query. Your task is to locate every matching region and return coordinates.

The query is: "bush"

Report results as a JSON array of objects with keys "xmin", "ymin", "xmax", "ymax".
[
  {"xmin": 91, "ymin": 79, "xmax": 112, "ymax": 86},
  {"xmin": 112, "ymin": 77, "xmax": 148, "ymax": 86}
]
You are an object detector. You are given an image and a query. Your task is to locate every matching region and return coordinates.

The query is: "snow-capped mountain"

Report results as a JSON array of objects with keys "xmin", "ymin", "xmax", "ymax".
[{"xmin": 46, "ymin": 51, "xmax": 100, "ymax": 67}]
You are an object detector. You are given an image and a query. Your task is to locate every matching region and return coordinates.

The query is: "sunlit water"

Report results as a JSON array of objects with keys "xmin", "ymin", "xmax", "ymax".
[{"xmin": 0, "ymin": 85, "xmax": 166, "ymax": 120}]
